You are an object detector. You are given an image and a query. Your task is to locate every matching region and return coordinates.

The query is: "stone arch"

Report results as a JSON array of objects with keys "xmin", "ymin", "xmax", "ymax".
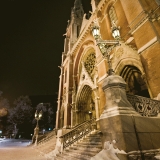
[
  {"xmin": 114, "ymin": 57, "xmax": 145, "ymax": 75},
  {"xmin": 112, "ymin": 43, "xmax": 150, "ymax": 97},
  {"xmin": 120, "ymin": 65, "xmax": 150, "ymax": 97},
  {"xmin": 114, "ymin": 59, "xmax": 150, "ymax": 97},
  {"xmin": 73, "ymin": 40, "xmax": 96, "ymax": 85},
  {"xmin": 102, "ymin": 0, "xmax": 117, "ymax": 16},
  {"xmin": 75, "ymin": 84, "xmax": 96, "ymax": 124},
  {"xmin": 78, "ymin": 47, "xmax": 96, "ymax": 80}
]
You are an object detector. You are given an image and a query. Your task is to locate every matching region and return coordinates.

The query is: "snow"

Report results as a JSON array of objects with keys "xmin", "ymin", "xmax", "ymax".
[
  {"xmin": 91, "ymin": 140, "xmax": 127, "ymax": 160},
  {"xmin": 44, "ymin": 137, "xmax": 61, "ymax": 159},
  {"xmin": 0, "ymin": 146, "xmax": 47, "ymax": 160}
]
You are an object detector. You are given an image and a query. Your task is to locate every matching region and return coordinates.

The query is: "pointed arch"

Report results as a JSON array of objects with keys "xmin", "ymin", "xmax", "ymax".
[
  {"xmin": 120, "ymin": 65, "xmax": 150, "ymax": 97},
  {"xmin": 75, "ymin": 83, "xmax": 97, "ymax": 124},
  {"xmin": 73, "ymin": 40, "xmax": 96, "ymax": 85}
]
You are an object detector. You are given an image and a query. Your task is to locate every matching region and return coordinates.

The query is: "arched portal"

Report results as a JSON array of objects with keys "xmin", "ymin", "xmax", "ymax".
[
  {"xmin": 76, "ymin": 85, "xmax": 96, "ymax": 124},
  {"xmin": 120, "ymin": 65, "xmax": 150, "ymax": 97}
]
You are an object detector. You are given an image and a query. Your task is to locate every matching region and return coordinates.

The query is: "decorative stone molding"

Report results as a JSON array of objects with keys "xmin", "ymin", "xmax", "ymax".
[
  {"xmin": 79, "ymin": 62, "xmax": 94, "ymax": 86},
  {"xmin": 113, "ymin": 42, "xmax": 144, "ymax": 76},
  {"xmin": 84, "ymin": 52, "xmax": 96, "ymax": 77}
]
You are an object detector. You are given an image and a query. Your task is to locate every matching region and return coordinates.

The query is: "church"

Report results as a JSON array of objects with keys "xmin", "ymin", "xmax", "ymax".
[{"xmin": 54, "ymin": 0, "xmax": 160, "ymax": 159}]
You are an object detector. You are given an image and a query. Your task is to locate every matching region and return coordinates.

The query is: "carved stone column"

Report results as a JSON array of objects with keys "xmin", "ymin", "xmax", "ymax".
[
  {"xmin": 56, "ymin": 65, "xmax": 64, "ymax": 129},
  {"xmin": 94, "ymin": 93, "xmax": 100, "ymax": 120},
  {"xmin": 71, "ymin": 81, "xmax": 77, "ymax": 128}
]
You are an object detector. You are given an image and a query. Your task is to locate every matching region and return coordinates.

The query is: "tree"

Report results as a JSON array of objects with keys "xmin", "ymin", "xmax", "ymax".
[
  {"xmin": 0, "ymin": 91, "xmax": 10, "ymax": 135},
  {"xmin": 7, "ymin": 96, "xmax": 33, "ymax": 138},
  {"xmin": 0, "ymin": 91, "xmax": 10, "ymax": 117}
]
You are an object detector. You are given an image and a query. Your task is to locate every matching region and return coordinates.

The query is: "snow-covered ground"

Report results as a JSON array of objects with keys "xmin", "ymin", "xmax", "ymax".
[
  {"xmin": 0, "ymin": 139, "xmax": 47, "ymax": 160},
  {"xmin": 0, "ymin": 146, "xmax": 47, "ymax": 160}
]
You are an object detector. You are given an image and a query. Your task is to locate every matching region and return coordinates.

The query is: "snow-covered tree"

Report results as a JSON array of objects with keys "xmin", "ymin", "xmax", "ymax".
[{"xmin": 7, "ymin": 95, "xmax": 33, "ymax": 138}]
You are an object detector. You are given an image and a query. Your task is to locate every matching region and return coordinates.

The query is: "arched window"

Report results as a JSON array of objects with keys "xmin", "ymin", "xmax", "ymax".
[
  {"xmin": 84, "ymin": 52, "xmax": 96, "ymax": 77},
  {"xmin": 108, "ymin": 6, "xmax": 118, "ymax": 24}
]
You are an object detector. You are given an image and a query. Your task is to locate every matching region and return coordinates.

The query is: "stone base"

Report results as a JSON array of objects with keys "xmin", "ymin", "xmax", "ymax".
[
  {"xmin": 99, "ymin": 115, "xmax": 160, "ymax": 153},
  {"xmin": 99, "ymin": 115, "xmax": 139, "ymax": 152}
]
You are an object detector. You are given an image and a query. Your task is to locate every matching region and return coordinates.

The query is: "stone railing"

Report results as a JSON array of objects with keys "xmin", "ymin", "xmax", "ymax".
[
  {"xmin": 127, "ymin": 94, "xmax": 160, "ymax": 117},
  {"xmin": 59, "ymin": 118, "xmax": 96, "ymax": 151},
  {"xmin": 37, "ymin": 129, "xmax": 56, "ymax": 146}
]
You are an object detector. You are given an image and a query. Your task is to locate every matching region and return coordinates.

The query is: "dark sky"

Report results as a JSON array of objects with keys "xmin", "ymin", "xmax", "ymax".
[{"xmin": 0, "ymin": 0, "xmax": 92, "ymax": 104}]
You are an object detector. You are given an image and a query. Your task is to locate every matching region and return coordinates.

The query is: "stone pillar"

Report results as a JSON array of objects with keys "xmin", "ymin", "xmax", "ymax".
[
  {"xmin": 56, "ymin": 65, "xmax": 64, "ymax": 129},
  {"xmin": 71, "ymin": 107, "xmax": 73, "ymax": 128},
  {"xmin": 98, "ymin": 74, "xmax": 140, "ymax": 152},
  {"xmin": 91, "ymin": 0, "xmax": 100, "ymax": 12},
  {"xmin": 94, "ymin": 96, "xmax": 100, "ymax": 119}
]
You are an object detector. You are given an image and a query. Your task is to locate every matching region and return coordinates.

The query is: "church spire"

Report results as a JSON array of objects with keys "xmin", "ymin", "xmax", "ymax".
[
  {"xmin": 63, "ymin": 0, "xmax": 84, "ymax": 52},
  {"xmin": 74, "ymin": 0, "xmax": 82, "ymax": 7},
  {"xmin": 72, "ymin": 0, "xmax": 84, "ymax": 19}
]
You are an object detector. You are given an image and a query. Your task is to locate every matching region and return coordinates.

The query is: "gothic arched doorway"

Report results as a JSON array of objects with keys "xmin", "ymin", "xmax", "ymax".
[
  {"xmin": 120, "ymin": 65, "xmax": 150, "ymax": 98},
  {"xmin": 76, "ymin": 85, "xmax": 96, "ymax": 124}
]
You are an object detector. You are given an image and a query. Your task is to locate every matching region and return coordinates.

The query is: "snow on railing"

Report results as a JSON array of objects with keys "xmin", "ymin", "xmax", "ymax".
[
  {"xmin": 59, "ymin": 118, "xmax": 96, "ymax": 151},
  {"xmin": 37, "ymin": 129, "xmax": 56, "ymax": 146}
]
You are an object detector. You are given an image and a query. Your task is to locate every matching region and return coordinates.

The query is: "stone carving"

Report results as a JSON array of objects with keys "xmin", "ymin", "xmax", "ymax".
[
  {"xmin": 115, "ymin": 48, "xmax": 123, "ymax": 58},
  {"xmin": 84, "ymin": 52, "xmax": 96, "ymax": 76},
  {"xmin": 79, "ymin": 62, "xmax": 94, "ymax": 88}
]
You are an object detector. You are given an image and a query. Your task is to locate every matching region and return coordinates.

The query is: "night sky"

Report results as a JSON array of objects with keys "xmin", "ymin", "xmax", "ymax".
[{"xmin": 0, "ymin": 0, "xmax": 92, "ymax": 104}]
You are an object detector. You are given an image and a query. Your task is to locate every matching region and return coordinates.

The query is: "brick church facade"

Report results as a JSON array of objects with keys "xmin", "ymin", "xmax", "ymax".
[{"xmin": 54, "ymin": 0, "xmax": 160, "ymax": 158}]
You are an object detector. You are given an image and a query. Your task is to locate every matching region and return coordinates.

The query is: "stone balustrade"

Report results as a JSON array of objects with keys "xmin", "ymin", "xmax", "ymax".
[{"xmin": 127, "ymin": 94, "xmax": 160, "ymax": 117}]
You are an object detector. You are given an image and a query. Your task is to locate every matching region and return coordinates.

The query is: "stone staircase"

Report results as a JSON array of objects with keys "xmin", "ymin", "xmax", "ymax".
[
  {"xmin": 55, "ymin": 130, "xmax": 102, "ymax": 160},
  {"xmin": 33, "ymin": 130, "xmax": 57, "ymax": 156}
]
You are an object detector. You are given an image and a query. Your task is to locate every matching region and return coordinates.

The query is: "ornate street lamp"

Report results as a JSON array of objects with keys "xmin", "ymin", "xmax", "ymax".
[
  {"xmin": 92, "ymin": 24, "xmax": 101, "ymax": 40},
  {"xmin": 35, "ymin": 110, "xmax": 42, "ymax": 127},
  {"xmin": 111, "ymin": 21, "xmax": 120, "ymax": 40},
  {"xmin": 88, "ymin": 111, "xmax": 92, "ymax": 119},
  {"xmin": 92, "ymin": 20, "xmax": 120, "ymax": 75},
  {"xmin": 32, "ymin": 110, "xmax": 42, "ymax": 145}
]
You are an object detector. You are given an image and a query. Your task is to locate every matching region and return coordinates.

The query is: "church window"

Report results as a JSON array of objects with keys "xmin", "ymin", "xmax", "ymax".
[
  {"xmin": 84, "ymin": 53, "xmax": 96, "ymax": 76},
  {"xmin": 108, "ymin": 6, "xmax": 118, "ymax": 24}
]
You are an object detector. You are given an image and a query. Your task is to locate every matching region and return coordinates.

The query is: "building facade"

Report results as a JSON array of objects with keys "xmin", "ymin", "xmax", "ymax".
[
  {"xmin": 56, "ymin": 0, "xmax": 160, "ymax": 129},
  {"xmin": 55, "ymin": 0, "xmax": 160, "ymax": 156}
]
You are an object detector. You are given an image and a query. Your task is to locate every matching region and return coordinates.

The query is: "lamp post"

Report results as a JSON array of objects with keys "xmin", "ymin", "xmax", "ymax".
[
  {"xmin": 32, "ymin": 110, "xmax": 42, "ymax": 145},
  {"xmin": 91, "ymin": 20, "xmax": 144, "ymax": 158},
  {"xmin": 35, "ymin": 110, "xmax": 42, "ymax": 127},
  {"xmin": 92, "ymin": 20, "xmax": 120, "ymax": 75},
  {"xmin": 88, "ymin": 111, "xmax": 92, "ymax": 119}
]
